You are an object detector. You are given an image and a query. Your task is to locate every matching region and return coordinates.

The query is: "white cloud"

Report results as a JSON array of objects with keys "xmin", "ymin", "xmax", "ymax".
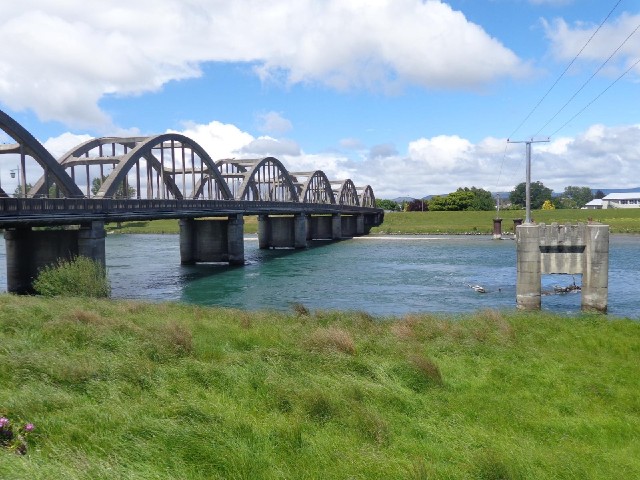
[
  {"xmin": 0, "ymin": 0, "xmax": 526, "ymax": 129},
  {"xmin": 543, "ymin": 13, "xmax": 640, "ymax": 74},
  {"xmin": 36, "ymin": 121, "xmax": 640, "ymax": 201},
  {"xmin": 257, "ymin": 112, "xmax": 293, "ymax": 135},
  {"xmin": 43, "ymin": 132, "xmax": 93, "ymax": 159},
  {"xmin": 241, "ymin": 137, "xmax": 302, "ymax": 157},
  {"xmin": 170, "ymin": 121, "xmax": 255, "ymax": 160}
]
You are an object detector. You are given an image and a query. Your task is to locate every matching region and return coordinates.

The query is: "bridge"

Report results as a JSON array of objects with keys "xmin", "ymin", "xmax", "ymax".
[{"xmin": 0, "ymin": 109, "xmax": 384, "ymax": 293}]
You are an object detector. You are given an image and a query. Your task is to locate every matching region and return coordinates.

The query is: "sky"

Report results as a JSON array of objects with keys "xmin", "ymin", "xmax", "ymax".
[{"xmin": 0, "ymin": 0, "xmax": 639, "ymax": 199}]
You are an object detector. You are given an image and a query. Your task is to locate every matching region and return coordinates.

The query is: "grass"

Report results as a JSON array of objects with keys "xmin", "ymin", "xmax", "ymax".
[
  {"xmin": 103, "ymin": 209, "xmax": 640, "ymax": 236},
  {"xmin": 1, "ymin": 295, "xmax": 639, "ymax": 479},
  {"xmin": 370, "ymin": 208, "xmax": 640, "ymax": 234}
]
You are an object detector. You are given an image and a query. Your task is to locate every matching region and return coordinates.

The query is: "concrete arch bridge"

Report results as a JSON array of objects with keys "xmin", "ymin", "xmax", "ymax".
[{"xmin": 0, "ymin": 109, "xmax": 383, "ymax": 293}]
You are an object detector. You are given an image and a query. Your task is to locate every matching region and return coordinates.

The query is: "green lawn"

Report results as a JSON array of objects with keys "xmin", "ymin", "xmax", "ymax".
[
  {"xmin": 1, "ymin": 295, "xmax": 639, "ymax": 479},
  {"xmin": 104, "ymin": 209, "xmax": 640, "ymax": 235},
  {"xmin": 370, "ymin": 208, "xmax": 640, "ymax": 234}
]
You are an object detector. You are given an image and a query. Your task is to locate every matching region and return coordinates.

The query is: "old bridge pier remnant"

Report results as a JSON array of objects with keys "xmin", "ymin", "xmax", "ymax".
[{"xmin": 516, "ymin": 222, "xmax": 609, "ymax": 312}]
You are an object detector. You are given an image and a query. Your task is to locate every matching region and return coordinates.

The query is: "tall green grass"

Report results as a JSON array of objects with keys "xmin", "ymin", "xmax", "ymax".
[
  {"xmin": 32, "ymin": 257, "xmax": 111, "ymax": 298},
  {"xmin": 1, "ymin": 295, "xmax": 638, "ymax": 479}
]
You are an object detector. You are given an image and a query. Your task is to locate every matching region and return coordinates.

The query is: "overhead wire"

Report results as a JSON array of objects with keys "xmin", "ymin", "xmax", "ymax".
[
  {"xmin": 549, "ymin": 56, "xmax": 640, "ymax": 137},
  {"xmin": 535, "ymin": 19, "xmax": 640, "ymax": 137},
  {"xmin": 507, "ymin": 0, "xmax": 624, "ymax": 140}
]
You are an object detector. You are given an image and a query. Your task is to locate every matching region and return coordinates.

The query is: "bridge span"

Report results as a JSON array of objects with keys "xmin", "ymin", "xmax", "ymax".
[{"xmin": 0, "ymin": 109, "xmax": 383, "ymax": 293}]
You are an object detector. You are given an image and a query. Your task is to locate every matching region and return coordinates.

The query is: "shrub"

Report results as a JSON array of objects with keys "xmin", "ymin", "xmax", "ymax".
[{"xmin": 33, "ymin": 256, "xmax": 111, "ymax": 298}]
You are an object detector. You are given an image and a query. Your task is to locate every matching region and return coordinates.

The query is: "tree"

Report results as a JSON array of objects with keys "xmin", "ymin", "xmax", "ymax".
[
  {"xmin": 376, "ymin": 199, "xmax": 400, "ymax": 211},
  {"xmin": 509, "ymin": 181, "xmax": 553, "ymax": 210},
  {"xmin": 92, "ymin": 176, "xmax": 136, "ymax": 199},
  {"xmin": 429, "ymin": 187, "xmax": 494, "ymax": 211},
  {"xmin": 559, "ymin": 186, "xmax": 593, "ymax": 209},
  {"xmin": 13, "ymin": 183, "xmax": 32, "ymax": 198},
  {"xmin": 542, "ymin": 199, "xmax": 555, "ymax": 210},
  {"xmin": 595, "ymin": 190, "xmax": 606, "ymax": 199},
  {"xmin": 404, "ymin": 199, "xmax": 427, "ymax": 211}
]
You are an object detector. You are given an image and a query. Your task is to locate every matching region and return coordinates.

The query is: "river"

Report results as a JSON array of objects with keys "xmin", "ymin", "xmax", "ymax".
[{"xmin": 2, "ymin": 233, "xmax": 637, "ymax": 318}]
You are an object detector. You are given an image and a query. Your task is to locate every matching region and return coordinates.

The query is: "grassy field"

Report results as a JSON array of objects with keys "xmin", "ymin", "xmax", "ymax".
[
  {"xmin": 370, "ymin": 208, "xmax": 640, "ymax": 235},
  {"xmin": 104, "ymin": 209, "xmax": 640, "ymax": 235},
  {"xmin": 1, "ymin": 295, "xmax": 639, "ymax": 479}
]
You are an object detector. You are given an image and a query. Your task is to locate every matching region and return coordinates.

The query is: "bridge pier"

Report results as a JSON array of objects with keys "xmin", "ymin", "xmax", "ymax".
[
  {"xmin": 257, "ymin": 214, "xmax": 308, "ymax": 249},
  {"xmin": 4, "ymin": 221, "xmax": 106, "ymax": 294},
  {"xmin": 516, "ymin": 223, "xmax": 609, "ymax": 312},
  {"xmin": 179, "ymin": 215, "xmax": 245, "ymax": 265}
]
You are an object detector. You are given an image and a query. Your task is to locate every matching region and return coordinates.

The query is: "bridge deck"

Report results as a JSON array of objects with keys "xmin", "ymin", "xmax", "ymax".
[{"xmin": 0, "ymin": 198, "xmax": 383, "ymax": 228}]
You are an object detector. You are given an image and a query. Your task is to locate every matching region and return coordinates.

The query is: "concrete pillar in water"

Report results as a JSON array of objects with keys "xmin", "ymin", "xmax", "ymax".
[
  {"xmin": 356, "ymin": 214, "xmax": 365, "ymax": 236},
  {"xmin": 78, "ymin": 221, "xmax": 106, "ymax": 266},
  {"xmin": 179, "ymin": 218, "xmax": 196, "ymax": 264},
  {"xmin": 4, "ymin": 222, "xmax": 106, "ymax": 294},
  {"xmin": 332, "ymin": 214, "xmax": 342, "ymax": 240},
  {"xmin": 258, "ymin": 215, "xmax": 270, "ymax": 249},
  {"xmin": 582, "ymin": 224, "xmax": 609, "ymax": 313},
  {"xmin": 492, "ymin": 218, "xmax": 503, "ymax": 239},
  {"xmin": 294, "ymin": 214, "xmax": 308, "ymax": 249},
  {"xmin": 227, "ymin": 214, "xmax": 245, "ymax": 265},
  {"xmin": 516, "ymin": 224, "xmax": 541, "ymax": 310}
]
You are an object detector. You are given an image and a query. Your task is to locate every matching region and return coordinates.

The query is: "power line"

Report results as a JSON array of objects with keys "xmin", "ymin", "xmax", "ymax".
[
  {"xmin": 535, "ymin": 19, "xmax": 640, "ymax": 137},
  {"xmin": 508, "ymin": 0, "xmax": 624, "ymax": 140},
  {"xmin": 549, "ymin": 56, "xmax": 640, "ymax": 138}
]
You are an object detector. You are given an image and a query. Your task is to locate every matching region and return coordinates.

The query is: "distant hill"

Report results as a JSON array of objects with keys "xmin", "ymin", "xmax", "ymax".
[{"xmin": 592, "ymin": 187, "xmax": 640, "ymax": 195}]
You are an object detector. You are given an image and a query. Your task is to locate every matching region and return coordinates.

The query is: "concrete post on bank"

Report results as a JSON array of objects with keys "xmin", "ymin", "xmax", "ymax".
[
  {"xmin": 582, "ymin": 224, "xmax": 609, "ymax": 312},
  {"xmin": 492, "ymin": 218, "xmax": 503, "ymax": 239},
  {"xmin": 516, "ymin": 224, "xmax": 541, "ymax": 310}
]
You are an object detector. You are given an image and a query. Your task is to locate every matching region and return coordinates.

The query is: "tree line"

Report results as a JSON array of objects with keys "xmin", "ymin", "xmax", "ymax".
[{"xmin": 376, "ymin": 183, "xmax": 601, "ymax": 212}]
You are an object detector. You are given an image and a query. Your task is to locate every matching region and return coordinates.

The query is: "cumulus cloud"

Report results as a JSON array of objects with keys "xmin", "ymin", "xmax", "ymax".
[
  {"xmin": 369, "ymin": 143, "xmax": 398, "ymax": 159},
  {"xmin": 170, "ymin": 121, "xmax": 255, "ymax": 160},
  {"xmin": 240, "ymin": 137, "xmax": 302, "ymax": 157},
  {"xmin": 0, "ymin": 0, "xmax": 526, "ymax": 129},
  {"xmin": 35, "ymin": 119, "xmax": 640, "ymax": 201},
  {"xmin": 543, "ymin": 13, "xmax": 640, "ymax": 74},
  {"xmin": 352, "ymin": 124, "xmax": 640, "ymax": 199},
  {"xmin": 257, "ymin": 112, "xmax": 293, "ymax": 135}
]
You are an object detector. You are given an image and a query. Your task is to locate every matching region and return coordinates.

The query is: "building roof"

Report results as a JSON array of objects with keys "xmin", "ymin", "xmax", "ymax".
[
  {"xmin": 584, "ymin": 199, "xmax": 603, "ymax": 206},
  {"xmin": 602, "ymin": 192, "xmax": 640, "ymax": 200}
]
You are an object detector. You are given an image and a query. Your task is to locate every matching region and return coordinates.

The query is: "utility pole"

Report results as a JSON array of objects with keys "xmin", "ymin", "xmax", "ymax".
[{"xmin": 507, "ymin": 138, "xmax": 550, "ymax": 224}]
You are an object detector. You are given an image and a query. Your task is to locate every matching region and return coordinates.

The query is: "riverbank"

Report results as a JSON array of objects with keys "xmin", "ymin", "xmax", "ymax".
[
  {"xmin": 1, "ymin": 295, "xmax": 638, "ymax": 479},
  {"xmin": 102, "ymin": 209, "xmax": 640, "ymax": 235}
]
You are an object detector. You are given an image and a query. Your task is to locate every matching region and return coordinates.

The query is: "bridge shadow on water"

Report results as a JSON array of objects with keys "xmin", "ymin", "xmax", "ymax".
[{"xmin": 176, "ymin": 238, "xmax": 341, "ymax": 283}]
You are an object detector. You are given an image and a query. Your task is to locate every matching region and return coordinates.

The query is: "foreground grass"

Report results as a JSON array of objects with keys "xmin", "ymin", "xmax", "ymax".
[
  {"xmin": 370, "ymin": 208, "xmax": 640, "ymax": 234},
  {"xmin": 104, "ymin": 209, "xmax": 640, "ymax": 235},
  {"xmin": 1, "ymin": 295, "xmax": 638, "ymax": 479}
]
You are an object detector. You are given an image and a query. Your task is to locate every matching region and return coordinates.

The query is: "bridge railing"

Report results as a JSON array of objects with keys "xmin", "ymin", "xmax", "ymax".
[{"xmin": 0, "ymin": 197, "xmax": 383, "ymax": 216}]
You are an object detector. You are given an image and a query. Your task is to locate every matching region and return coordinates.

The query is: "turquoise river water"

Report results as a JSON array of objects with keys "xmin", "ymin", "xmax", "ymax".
[{"xmin": 0, "ymin": 234, "xmax": 638, "ymax": 318}]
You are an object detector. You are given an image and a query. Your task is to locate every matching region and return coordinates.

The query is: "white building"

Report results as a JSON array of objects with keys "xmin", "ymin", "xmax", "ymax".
[
  {"xmin": 583, "ymin": 199, "xmax": 603, "ymax": 209},
  {"xmin": 601, "ymin": 192, "xmax": 640, "ymax": 209}
]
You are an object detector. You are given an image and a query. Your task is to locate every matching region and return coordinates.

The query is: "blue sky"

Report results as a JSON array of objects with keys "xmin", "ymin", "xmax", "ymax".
[{"xmin": 0, "ymin": 0, "xmax": 639, "ymax": 199}]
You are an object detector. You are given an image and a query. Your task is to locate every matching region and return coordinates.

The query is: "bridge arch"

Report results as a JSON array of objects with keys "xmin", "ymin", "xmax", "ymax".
[
  {"xmin": 358, "ymin": 185, "xmax": 376, "ymax": 208},
  {"xmin": 0, "ymin": 109, "xmax": 83, "ymax": 198},
  {"xmin": 235, "ymin": 157, "xmax": 299, "ymax": 202},
  {"xmin": 332, "ymin": 179, "xmax": 360, "ymax": 206},
  {"xmin": 290, "ymin": 171, "xmax": 336, "ymax": 204}
]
